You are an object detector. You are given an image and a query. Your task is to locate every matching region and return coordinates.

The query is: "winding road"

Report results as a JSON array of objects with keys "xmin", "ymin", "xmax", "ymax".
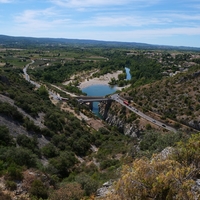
[
  {"xmin": 110, "ymin": 94, "xmax": 177, "ymax": 133},
  {"xmin": 23, "ymin": 61, "xmax": 67, "ymax": 100},
  {"xmin": 23, "ymin": 60, "xmax": 40, "ymax": 87}
]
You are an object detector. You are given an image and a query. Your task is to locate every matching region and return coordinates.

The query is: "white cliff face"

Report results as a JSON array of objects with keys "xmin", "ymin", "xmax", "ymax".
[{"xmin": 99, "ymin": 102, "xmax": 140, "ymax": 137}]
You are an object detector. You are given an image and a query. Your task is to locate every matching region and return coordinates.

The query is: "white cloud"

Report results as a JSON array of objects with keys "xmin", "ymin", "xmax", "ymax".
[
  {"xmin": 15, "ymin": 8, "xmax": 56, "ymax": 20},
  {"xmin": 0, "ymin": 0, "xmax": 12, "ymax": 3},
  {"xmin": 80, "ymin": 15, "xmax": 170, "ymax": 27},
  {"xmin": 14, "ymin": 8, "xmax": 71, "ymax": 31},
  {"xmin": 168, "ymin": 13, "xmax": 200, "ymax": 21},
  {"xmin": 50, "ymin": 0, "xmax": 128, "ymax": 7},
  {"xmin": 50, "ymin": 0, "xmax": 160, "ymax": 8}
]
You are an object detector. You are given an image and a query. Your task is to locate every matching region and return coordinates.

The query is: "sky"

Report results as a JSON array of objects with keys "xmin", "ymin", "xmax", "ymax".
[{"xmin": 0, "ymin": 0, "xmax": 200, "ymax": 47}]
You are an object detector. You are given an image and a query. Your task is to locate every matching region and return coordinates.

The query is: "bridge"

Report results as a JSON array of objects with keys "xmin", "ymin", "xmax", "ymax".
[
  {"xmin": 74, "ymin": 96, "xmax": 113, "ymax": 110},
  {"xmin": 75, "ymin": 96, "xmax": 113, "ymax": 103}
]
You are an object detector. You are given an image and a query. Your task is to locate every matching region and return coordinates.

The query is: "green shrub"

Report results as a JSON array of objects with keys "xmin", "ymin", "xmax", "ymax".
[
  {"xmin": 7, "ymin": 164, "xmax": 23, "ymax": 180},
  {"xmin": 139, "ymin": 131, "xmax": 185, "ymax": 155},
  {"xmin": 75, "ymin": 173, "xmax": 99, "ymax": 196},
  {"xmin": 5, "ymin": 180, "xmax": 17, "ymax": 191},
  {"xmin": 100, "ymin": 159, "xmax": 120, "ymax": 170},
  {"xmin": 0, "ymin": 147, "xmax": 38, "ymax": 168},
  {"xmin": 29, "ymin": 179, "xmax": 48, "ymax": 199},
  {"xmin": 42, "ymin": 143, "xmax": 58, "ymax": 158},
  {"xmin": 0, "ymin": 126, "xmax": 13, "ymax": 146}
]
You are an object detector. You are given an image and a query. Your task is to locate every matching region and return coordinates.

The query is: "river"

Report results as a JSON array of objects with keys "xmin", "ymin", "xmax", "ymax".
[
  {"xmin": 82, "ymin": 85, "xmax": 117, "ymax": 115},
  {"xmin": 125, "ymin": 67, "xmax": 131, "ymax": 80},
  {"xmin": 81, "ymin": 68, "xmax": 131, "ymax": 115}
]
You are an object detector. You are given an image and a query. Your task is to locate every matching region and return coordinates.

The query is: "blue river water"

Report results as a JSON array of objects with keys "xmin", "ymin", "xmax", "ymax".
[
  {"xmin": 82, "ymin": 85, "xmax": 117, "ymax": 115},
  {"xmin": 125, "ymin": 67, "xmax": 131, "ymax": 80},
  {"xmin": 81, "ymin": 68, "xmax": 131, "ymax": 115}
]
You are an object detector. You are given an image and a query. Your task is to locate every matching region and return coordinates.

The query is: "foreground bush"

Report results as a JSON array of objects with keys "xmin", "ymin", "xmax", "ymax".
[{"xmin": 104, "ymin": 133, "xmax": 200, "ymax": 200}]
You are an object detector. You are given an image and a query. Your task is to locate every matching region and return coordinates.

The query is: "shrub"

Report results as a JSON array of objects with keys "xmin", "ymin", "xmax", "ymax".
[
  {"xmin": 0, "ymin": 126, "xmax": 13, "ymax": 146},
  {"xmin": 5, "ymin": 180, "xmax": 17, "ymax": 191},
  {"xmin": 75, "ymin": 173, "xmax": 99, "ymax": 196},
  {"xmin": 106, "ymin": 133, "xmax": 200, "ymax": 200},
  {"xmin": 42, "ymin": 143, "xmax": 58, "ymax": 158},
  {"xmin": 100, "ymin": 159, "xmax": 120, "ymax": 170},
  {"xmin": 0, "ymin": 147, "xmax": 38, "ymax": 168},
  {"xmin": 29, "ymin": 179, "xmax": 48, "ymax": 199},
  {"xmin": 7, "ymin": 164, "xmax": 23, "ymax": 180}
]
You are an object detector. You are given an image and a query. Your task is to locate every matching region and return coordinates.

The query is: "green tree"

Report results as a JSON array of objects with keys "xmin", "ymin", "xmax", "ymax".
[
  {"xmin": 42, "ymin": 143, "xmax": 58, "ymax": 158},
  {"xmin": 0, "ymin": 126, "xmax": 13, "ymax": 146},
  {"xmin": 0, "ymin": 147, "xmax": 37, "ymax": 168},
  {"xmin": 75, "ymin": 173, "xmax": 99, "ymax": 196},
  {"xmin": 16, "ymin": 134, "xmax": 40, "ymax": 155},
  {"xmin": 37, "ymin": 85, "xmax": 49, "ymax": 100},
  {"xmin": 6, "ymin": 163, "xmax": 23, "ymax": 180},
  {"xmin": 49, "ymin": 151, "xmax": 77, "ymax": 177},
  {"xmin": 29, "ymin": 179, "xmax": 48, "ymax": 199}
]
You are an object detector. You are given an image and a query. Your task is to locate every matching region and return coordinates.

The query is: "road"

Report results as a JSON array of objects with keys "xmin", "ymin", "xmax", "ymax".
[
  {"xmin": 23, "ymin": 61, "xmax": 176, "ymax": 133},
  {"xmin": 23, "ymin": 60, "xmax": 62, "ymax": 100},
  {"xmin": 110, "ymin": 94, "xmax": 177, "ymax": 133},
  {"xmin": 50, "ymin": 84, "xmax": 77, "ymax": 98},
  {"xmin": 23, "ymin": 60, "xmax": 40, "ymax": 88}
]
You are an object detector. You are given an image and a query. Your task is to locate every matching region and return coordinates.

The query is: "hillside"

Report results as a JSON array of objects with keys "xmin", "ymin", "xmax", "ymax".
[
  {"xmin": 0, "ymin": 41, "xmax": 199, "ymax": 199},
  {"xmin": 100, "ymin": 133, "xmax": 200, "ymax": 200},
  {"xmin": 0, "ymin": 66, "xmax": 136, "ymax": 199},
  {"xmin": 126, "ymin": 67, "xmax": 200, "ymax": 132}
]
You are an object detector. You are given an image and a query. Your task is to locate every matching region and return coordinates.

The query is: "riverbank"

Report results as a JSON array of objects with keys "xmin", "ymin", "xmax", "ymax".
[{"xmin": 78, "ymin": 70, "xmax": 123, "ymax": 90}]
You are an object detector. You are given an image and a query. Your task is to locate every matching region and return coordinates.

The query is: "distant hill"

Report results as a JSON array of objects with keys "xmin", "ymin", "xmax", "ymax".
[{"xmin": 0, "ymin": 34, "xmax": 200, "ymax": 51}]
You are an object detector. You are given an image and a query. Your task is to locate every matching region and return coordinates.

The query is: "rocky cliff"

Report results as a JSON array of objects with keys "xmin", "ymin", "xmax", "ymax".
[{"xmin": 99, "ymin": 101, "xmax": 140, "ymax": 138}]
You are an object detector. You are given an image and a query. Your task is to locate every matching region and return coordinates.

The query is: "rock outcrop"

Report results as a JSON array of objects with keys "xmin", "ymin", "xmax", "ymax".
[
  {"xmin": 99, "ymin": 101, "xmax": 140, "ymax": 137},
  {"xmin": 96, "ymin": 180, "xmax": 114, "ymax": 199}
]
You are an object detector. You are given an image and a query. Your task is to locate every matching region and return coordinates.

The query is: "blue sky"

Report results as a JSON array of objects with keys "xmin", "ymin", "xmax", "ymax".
[{"xmin": 0, "ymin": 0, "xmax": 200, "ymax": 47}]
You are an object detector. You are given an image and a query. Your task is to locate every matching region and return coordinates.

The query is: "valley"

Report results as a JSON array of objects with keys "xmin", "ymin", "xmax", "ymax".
[{"xmin": 0, "ymin": 37, "xmax": 199, "ymax": 199}]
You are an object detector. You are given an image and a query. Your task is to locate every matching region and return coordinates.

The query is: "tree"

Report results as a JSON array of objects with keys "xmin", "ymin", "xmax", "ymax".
[
  {"xmin": 38, "ymin": 85, "xmax": 49, "ymax": 100},
  {"xmin": 72, "ymin": 137, "xmax": 90, "ymax": 156},
  {"xmin": 0, "ymin": 126, "xmax": 13, "ymax": 146},
  {"xmin": 42, "ymin": 143, "xmax": 58, "ymax": 158},
  {"xmin": 16, "ymin": 134, "xmax": 39, "ymax": 155},
  {"xmin": 49, "ymin": 151, "xmax": 77, "ymax": 177},
  {"xmin": 118, "ymin": 73, "xmax": 126, "ymax": 81},
  {"xmin": 0, "ymin": 147, "xmax": 38, "ymax": 168},
  {"xmin": 75, "ymin": 173, "xmax": 99, "ymax": 196},
  {"xmin": 29, "ymin": 179, "xmax": 48, "ymax": 199}
]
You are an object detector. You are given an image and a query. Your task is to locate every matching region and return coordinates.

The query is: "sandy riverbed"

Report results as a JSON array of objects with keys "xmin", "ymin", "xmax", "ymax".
[{"xmin": 78, "ymin": 70, "xmax": 123, "ymax": 89}]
